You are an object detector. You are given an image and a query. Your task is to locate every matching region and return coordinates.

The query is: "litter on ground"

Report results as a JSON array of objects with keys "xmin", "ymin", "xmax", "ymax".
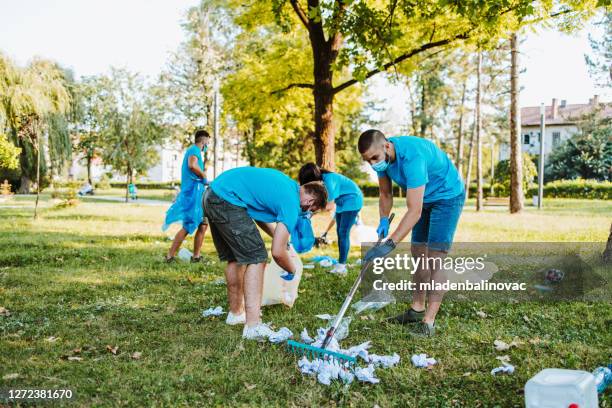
[
  {"xmin": 268, "ymin": 327, "xmax": 293, "ymax": 343},
  {"xmin": 316, "ymin": 314, "xmax": 352, "ymax": 341},
  {"xmin": 202, "ymin": 306, "xmax": 225, "ymax": 317},
  {"xmin": 491, "ymin": 363, "xmax": 515, "ymax": 376},
  {"xmin": 300, "ymin": 328, "xmax": 314, "ymax": 344},
  {"xmin": 309, "ymin": 256, "xmax": 338, "ymax": 267},
  {"xmin": 411, "ymin": 353, "xmax": 437, "ymax": 368}
]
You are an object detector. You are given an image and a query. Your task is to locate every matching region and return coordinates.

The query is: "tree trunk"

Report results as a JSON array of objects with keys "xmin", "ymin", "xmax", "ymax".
[
  {"xmin": 419, "ymin": 79, "xmax": 427, "ymax": 138},
  {"xmin": 34, "ymin": 141, "xmax": 41, "ymax": 219},
  {"xmin": 509, "ymin": 33, "xmax": 524, "ymax": 213},
  {"xmin": 86, "ymin": 155, "xmax": 93, "ymax": 185},
  {"xmin": 475, "ymin": 51, "xmax": 483, "ymax": 211},
  {"xmin": 18, "ymin": 175, "xmax": 31, "ymax": 194},
  {"xmin": 313, "ymin": 84, "xmax": 335, "ymax": 170},
  {"xmin": 490, "ymin": 139, "xmax": 496, "ymax": 196},
  {"xmin": 455, "ymin": 80, "xmax": 467, "ymax": 178},
  {"xmin": 464, "ymin": 124, "xmax": 475, "ymax": 199},
  {"xmin": 603, "ymin": 223, "xmax": 612, "ymax": 263}
]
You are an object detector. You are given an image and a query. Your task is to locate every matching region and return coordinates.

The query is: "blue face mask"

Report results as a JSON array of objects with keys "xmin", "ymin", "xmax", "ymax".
[
  {"xmin": 202, "ymin": 145, "xmax": 208, "ymax": 153},
  {"xmin": 371, "ymin": 153, "xmax": 389, "ymax": 172}
]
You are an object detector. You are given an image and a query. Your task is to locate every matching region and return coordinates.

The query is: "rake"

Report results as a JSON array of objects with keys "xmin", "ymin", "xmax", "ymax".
[{"xmin": 286, "ymin": 214, "xmax": 395, "ymax": 366}]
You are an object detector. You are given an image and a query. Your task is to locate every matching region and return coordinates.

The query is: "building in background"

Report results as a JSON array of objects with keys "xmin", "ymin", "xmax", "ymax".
[{"xmin": 499, "ymin": 95, "xmax": 611, "ymax": 163}]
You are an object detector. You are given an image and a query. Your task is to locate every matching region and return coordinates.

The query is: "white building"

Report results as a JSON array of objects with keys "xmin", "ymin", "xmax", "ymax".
[{"xmin": 499, "ymin": 95, "xmax": 611, "ymax": 163}]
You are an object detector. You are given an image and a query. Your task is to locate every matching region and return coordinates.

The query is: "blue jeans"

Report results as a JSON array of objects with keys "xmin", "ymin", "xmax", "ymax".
[
  {"xmin": 335, "ymin": 210, "xmax": 359, "ymax": 263},
  {"xmin": 411, "ymin": 191, "xmax": 465, "ymax": 252}
]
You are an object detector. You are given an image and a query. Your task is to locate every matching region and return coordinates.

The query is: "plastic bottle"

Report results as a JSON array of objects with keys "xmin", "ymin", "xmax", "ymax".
[{"xmin": 592, "ymin": 365, "xmax": 612, "ymax": 394}]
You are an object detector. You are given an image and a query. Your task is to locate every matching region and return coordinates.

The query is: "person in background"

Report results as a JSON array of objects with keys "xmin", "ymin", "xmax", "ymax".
[
  {"xmin": 163, "ymin": 129, "xmax": 210, "ymax": 263},
  {"xmin": 358, "ymin": 129, "xmax": 465, "ymax": 337},
  {"xmin": 298, "ymin": 163, "xmax": 363, "ymax": 275},
  {"xmin": 204, "ymin": 166, "xmax": 327, "ymax": 340}
]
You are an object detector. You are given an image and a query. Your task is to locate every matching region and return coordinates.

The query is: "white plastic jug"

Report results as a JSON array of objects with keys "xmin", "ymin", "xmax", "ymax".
[
  {"xmin": 525, "ymin": 368, "xmax": 598, "ymax": 408},
  {"xmin": 261, "ymin": 245, "xmax": 303, "ymax": 308}
]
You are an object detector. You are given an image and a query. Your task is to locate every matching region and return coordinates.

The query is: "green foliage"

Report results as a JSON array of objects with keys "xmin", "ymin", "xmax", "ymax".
[
  {"xmin": 0, "ymin": 179, "xmax": 13, "ymax": 196},
  {"xmin": 493, "ymin": 153, "xmax": 537, "ymax": 195},
  {"xmin": 584, "ymin": 11, "xmax": 612, "ymax": 88},
  {"xmin": 96, "ymin": 174, "xmax": 111, "ymax": 190},
  {"xmin": 0, "ymin": 133, "xmax": 20, "ymax": 169},
  {"xmin": 95, "ymin": 69, "xmax": 169, "ymax": 181},
  {"xmin": 527, "ymin": 178, "xmax": 611, "ymax": 199},
  {"xmin": 546, "ymin": 118, "xmax": 611, "ymax": 182}
]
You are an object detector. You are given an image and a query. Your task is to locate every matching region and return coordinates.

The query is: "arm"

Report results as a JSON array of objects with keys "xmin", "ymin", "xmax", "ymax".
[
  {"xmin": 271, "ymin": 223, "xmax": 295, "ymax": 274},
  {"xmin": 188, "ymin": 155, "xmax": 206, "ymax": 179},
  {"xmin": 323, "ymin": 216, "xmax": 336, "ymax": 235},
  {"xmin": 378, "ymin": 175, "xmax": 393, "ymax": 218},
  {"xmin": 388, "ymin": 186, "xmax": 424, "ymax": 243},
  {"xmin": 255, "ymin": 221, "xmax": 276, "ymax": 238}
]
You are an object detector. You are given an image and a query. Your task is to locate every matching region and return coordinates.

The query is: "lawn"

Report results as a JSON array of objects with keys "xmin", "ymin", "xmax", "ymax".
[{"xmin": 1, "ymin": 196, "xmax": 610, "ymax": 407}]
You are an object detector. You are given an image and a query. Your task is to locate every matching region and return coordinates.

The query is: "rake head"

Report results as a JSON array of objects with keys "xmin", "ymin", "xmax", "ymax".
[{"xmin": 286, "ymin": 340, "xmax": 357, "ymax": 367}]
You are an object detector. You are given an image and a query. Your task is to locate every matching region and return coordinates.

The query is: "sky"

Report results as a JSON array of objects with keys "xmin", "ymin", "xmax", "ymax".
[{"xmin": 1, "ymin": 0, "xmax": 609, "ymax": 126}]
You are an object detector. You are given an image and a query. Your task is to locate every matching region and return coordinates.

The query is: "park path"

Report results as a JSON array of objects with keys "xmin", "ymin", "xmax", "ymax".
[{"xmin": 81, "ymin": 195, "xmax": 169, "ymax": 206}]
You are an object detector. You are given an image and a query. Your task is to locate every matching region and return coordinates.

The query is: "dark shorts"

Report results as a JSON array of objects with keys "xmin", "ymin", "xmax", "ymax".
[
  {"xmin": 203, "ymin": 188, "xmax": 268, "ymax": 265},
  {"xmin": 411, "ymin": 191, "xmax": 465, "ymax": 252}
]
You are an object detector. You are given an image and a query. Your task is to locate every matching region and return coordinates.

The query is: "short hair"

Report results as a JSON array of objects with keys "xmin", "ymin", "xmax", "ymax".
[
  {"xmin": 302, "ymin": 181, "xmax": 328, "ymax": 210},
  {"xmin": 358, "ymin": 129, "xmax": 386, "ymax": 153},
  {"xmin": 298, "ymin": 162, "xmax": 331, "ymax": 185},
  {"xmin": 194, "ymin": 129, "xmax": 210, "ymax": 143}
]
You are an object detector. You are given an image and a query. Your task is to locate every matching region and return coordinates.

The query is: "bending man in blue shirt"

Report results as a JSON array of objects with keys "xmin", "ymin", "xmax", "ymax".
[
  {"xmin": 298, "ymin": 163, "xmax": 363, "ymax": 275},
  {"xmin": 204, "ymin": 167, "xmax": 327, "ymax": 341},
  {"xmin": 359, "ymin": 130, "xmax": 465, "ymax": 337},
  {"xmin": 163, "ymin": 129, "xmax": 210, "ymax": 263}
]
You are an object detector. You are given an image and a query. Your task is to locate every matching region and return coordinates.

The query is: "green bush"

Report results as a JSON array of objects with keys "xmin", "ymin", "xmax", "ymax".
[
  {"xmin": 527, "ymin": 179, "xmax": 611, "ymax": 200},
  {"xmin": 493, "ymin": 153, "xmax": 537, "ymax": 195},
  {"xmin": 109, "ymin": 181, "xmax": 180, "ymax": 190},
  {"xmin": 96, "ymin": 175, "xmax": 111, "ymax": 190}
]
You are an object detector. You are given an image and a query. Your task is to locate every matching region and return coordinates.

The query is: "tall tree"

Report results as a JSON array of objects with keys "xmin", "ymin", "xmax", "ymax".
[
  {"xmin": 509, "ymin": 32, "xmax": 524, "ymax": 213},
  {"xmin": 585, "ymin": 11, "xmax": 612, "ymax": 89},
  {"xmin": 475, "ymin": 50, "xmax": 484, "ymax": 211}
]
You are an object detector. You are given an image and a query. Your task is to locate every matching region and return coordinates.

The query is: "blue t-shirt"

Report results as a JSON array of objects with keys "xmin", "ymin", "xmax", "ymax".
[
  {"xmin": 210, "ymin": 167, "xmax": 300, "ymax": 233},
  {"xmin": 377, "ymin": 136, "xmax": 464, "ymax": 203},
  {"xmin": 322, "ymin": 172, "xmax": 363, "ymax": 213},
  {"xmin": 181, "ymin": 145, "xmax": 204, "ymax": 191}
]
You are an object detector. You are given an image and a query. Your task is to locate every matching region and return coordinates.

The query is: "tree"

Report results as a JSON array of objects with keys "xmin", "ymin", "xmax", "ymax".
[
  {"xmin": 244, "ymin": 0, "xmax": 597, "ymax": 170},
  {"xmin": 96, "ymin": 69, "xmax": 169, "ymax": 202},
  {"xmin": 509, "ymin": 32, "xmax": 524, "ymax": 213},
  {"xmin": 546, "ymin": 113, "xmax": 611, "ymax": 181},
  {"xmin": 585, "ymin": 11, "xmax": 612, "ymax": 89},
  {"xmin": 0, "ymin": 133, "xmax": 20, "ymax": 169}
]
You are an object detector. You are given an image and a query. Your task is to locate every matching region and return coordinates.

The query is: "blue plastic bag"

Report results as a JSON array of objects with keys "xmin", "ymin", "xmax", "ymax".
[
  {"xmin": 291, "ymin": 215, "xmax": 315, "ymax": 254},
  {"xmin": 162, "ymin": 182, "xmax": 205, "ymax": 235}
]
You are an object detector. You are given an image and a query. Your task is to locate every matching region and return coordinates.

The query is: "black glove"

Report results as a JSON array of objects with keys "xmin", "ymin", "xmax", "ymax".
[{"xmin": 364, "ymin": 239, "xmax": 396, "ymax": 262}]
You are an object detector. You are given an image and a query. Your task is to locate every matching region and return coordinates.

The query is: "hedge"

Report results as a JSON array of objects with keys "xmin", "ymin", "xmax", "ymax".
[{"xmin": 526, "ymin": 179, "xmax": 611, "ymax": 200}]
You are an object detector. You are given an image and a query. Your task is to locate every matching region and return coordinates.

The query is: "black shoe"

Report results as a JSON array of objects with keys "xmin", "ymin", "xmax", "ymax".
[
  {"xmin": 190, "ymin": 256, "xmax": 203, "ymax": 263},
  {"xmin": 164, "ymin": 256, "xmax": 176, "ymax": 264},
  {"xmin": 386, "ymin": 308, "xmax": 425, "ymax": 325}
]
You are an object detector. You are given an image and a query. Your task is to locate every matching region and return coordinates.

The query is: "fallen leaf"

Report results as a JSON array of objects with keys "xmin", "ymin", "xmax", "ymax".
[
  {"xmin": 45, "ymin": 336, "xmax": 59, "ymax": 342},
  {"xmin": 72, "ymin": 347, "xmax": 82, "ymax": 354},
  {"xmin": 244, "ymin": 383, "xmax": 256, "ymax": 390},
  {"xmin": 3, "ymin": 373, "xmax": 20, "ymax": 380},
  {"xmin": 494, "ymin": 340, "xmax": 510, "ymax": 351},
  {"xmin": 131, "ymin": 352, "xmax": 142, "ymax": 360},
  {"xmin": 0, "ymin": 306, "xmax": 11, "ymax": 316},
  {"xmin": 523, "ymin": 315, "xmax": 530, "ymax": 323},
  {"xmin": 476, "ymin": 311, "xmax": 487, "ymax": 318},
  {"xmin": 496, "ymin": 355, "xmax": 511, "ymax": 363},
  {"xmin": 360, "ymin": 315, "xmax": 369, "ymax": 321},
  {"xmin": 106, "ymin": 345, "xmax": 119, "ymax": 355},
  {"xmin": 101, "ymin": 256, "xmax": 110, "ymax": 261},
  {"xmin": 462, "ymin": 372, "xmax": 471, "ymax": 377},
  {"xmin": 67, "ymin": 356, "xmax": 82, "ymax": 361},
  {"xmin": 304, "ymin": 273, "xmax": 313, "ymax": 279}
]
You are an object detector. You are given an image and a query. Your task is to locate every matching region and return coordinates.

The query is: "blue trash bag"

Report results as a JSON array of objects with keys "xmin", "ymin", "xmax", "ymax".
[
  {"xmin": 291, "ymin": 215, "xmax": 315, "ymax": 254},
  {"xmin": 162, "ymin": 182, "xmax": 205, "ymax": 235}
]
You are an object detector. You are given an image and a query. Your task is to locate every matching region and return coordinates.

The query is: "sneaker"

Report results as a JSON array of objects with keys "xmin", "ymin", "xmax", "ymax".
[
  {"xmin": 329, "ymin": 263, "xmax": 347, "ymax": 275},
  {"xmin": 190, "ymin": 256, "xmax": 203, "ymax": 263},
  {"xmin": 386, "ymin": 308, "xmax": 425, "ymax": 325},
  {"xmin": 164, "ymin": 256, "xmax": 176, "ymax": 264},
  {"xmin": 242, "ymin": 323, "xmax": 275, "ymax": 342},
  {"xmin": 408, "ymin": 321, "xmax": 436, "ymax": 337},
  {"xmin": 226, "ymin": 311, "xmax": 246, "ymax": 325}
]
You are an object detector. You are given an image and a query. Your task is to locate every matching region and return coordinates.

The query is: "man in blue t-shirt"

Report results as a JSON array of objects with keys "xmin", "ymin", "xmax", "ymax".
[
  {"xmin": 203, "ymin": 167, "xmax": 327, "ymax": 341},
  {"xmin": 163, "ymin": 129, "xmax": 210, "ymax": 262},
  {"xmin": 358, "ymin": 129, "xmax": 465, "ymax": 337}
]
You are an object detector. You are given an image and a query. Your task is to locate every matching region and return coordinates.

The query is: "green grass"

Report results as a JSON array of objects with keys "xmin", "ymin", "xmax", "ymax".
[{"xmin": 1, "ymin": 197, "xmax": 610, "ymax": 407}]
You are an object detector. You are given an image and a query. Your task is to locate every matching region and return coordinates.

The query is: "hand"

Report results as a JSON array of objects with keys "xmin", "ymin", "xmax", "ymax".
[
  {"xmin": 377, "ymin": 217, "xmax": 390, "ymax": 239},
  {"xmin": 279, "ymin": 270, "xmax": 295, "ymax": 281},
  {"xmin": 364, "ymin": 239, "xmax": 396, "ymax": 262}
]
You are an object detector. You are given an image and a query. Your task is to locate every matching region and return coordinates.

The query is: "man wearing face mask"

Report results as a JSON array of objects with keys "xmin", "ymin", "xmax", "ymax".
[
  {"xmin": 358, "ymin": 129, "xmax": 465, "ymax": 337},
  {"xmin": 163, "ymin": 129, "xmax": 210, "ymax": 262},
  {"xmin": 203, "ymin": 166, "xmax": 327, "ymax": 340}
]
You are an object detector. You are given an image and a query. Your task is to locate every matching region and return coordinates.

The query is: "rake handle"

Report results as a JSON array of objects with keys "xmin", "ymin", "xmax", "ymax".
[{"xmin": 321, "ymin": 213, "xmax": 395, "ymax": 350}]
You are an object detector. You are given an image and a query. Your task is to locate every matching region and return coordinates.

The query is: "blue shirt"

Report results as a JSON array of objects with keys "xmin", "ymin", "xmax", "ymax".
[
  {"xmin": 211, "ymin": 167, "xmax": 300, "ymax": 233},
  {"xmin": 322, "ymin": 172, "xmax": 363, "ymax": 213},
  {"xmin": 377, "ymin": 136, "xmax": 464, "ymax": 203},
  {"xmin": 181, "ymin": 145, "xmax": 204, "ymax": 191}
]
